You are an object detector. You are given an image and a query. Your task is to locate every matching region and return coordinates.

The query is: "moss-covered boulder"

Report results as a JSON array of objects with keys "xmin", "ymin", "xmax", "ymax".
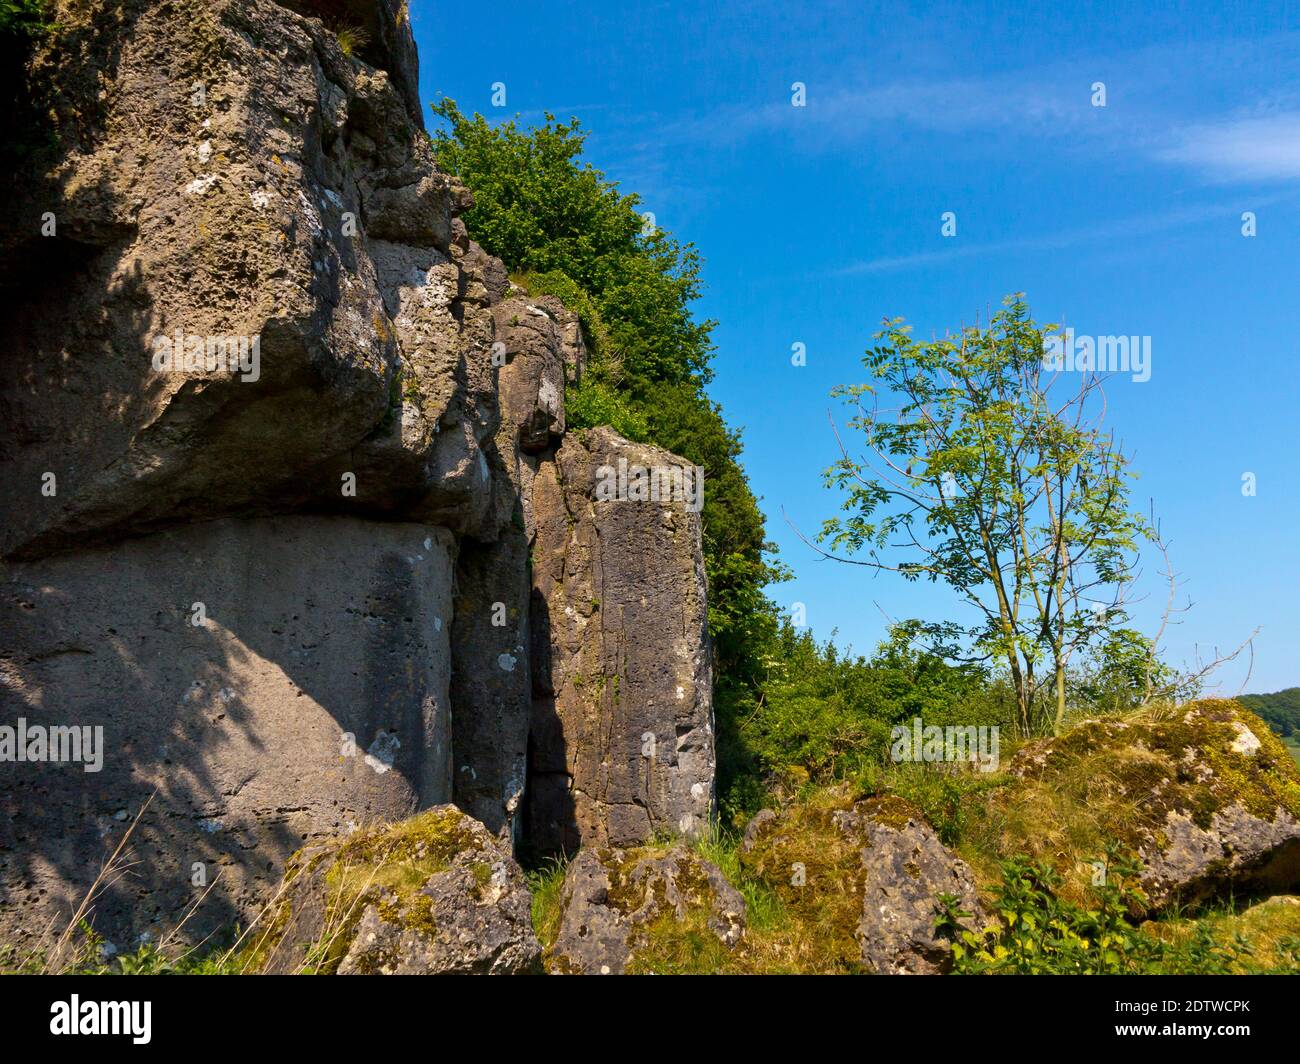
[
  {"xmin": 1007, "ymin": 699, "xmax": 1300, "ymax": 910},
  {"xmin": 547, "ymin": 846, "xmax": 746, "ymax": 974},
  {"xmin": 741, "ymin": 788, "xmax": 987, "ymax": 974},
  {"xmin": 247, "ymin": 806, "xmax": 540, "ymax": 974}
]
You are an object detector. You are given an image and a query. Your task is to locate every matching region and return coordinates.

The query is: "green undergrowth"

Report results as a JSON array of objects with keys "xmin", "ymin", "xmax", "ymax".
[
  {"xmin": 524, "ymin": 857, "xmax": 568, "ymax": 954},
  {"xmin": 942, "ymin": 855, "xmax": 1300, "ymax": 975}
]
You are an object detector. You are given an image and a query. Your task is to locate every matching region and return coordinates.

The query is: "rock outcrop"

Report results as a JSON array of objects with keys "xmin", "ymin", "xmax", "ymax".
[
  {"xmin": 2, "ymin": 0, "xmax": 490, "ymax": 558},
  {"xmin": 1008, "ymin": 699, "xmax": 1300, "ymax": 911},
  {"xmin": 0, "ymin": 0, "xmax": 714, "ymax": 950},
  {"xmin": 548, "ymin": 845, "xmax": 745, "ymax": 974},
  {"xmin": 253, "ymin": 806, "xmax": 540, "ymax": 975},
  {"xmin": 446, "ymin": 292, "xmax": 585, "ymax": 843}
]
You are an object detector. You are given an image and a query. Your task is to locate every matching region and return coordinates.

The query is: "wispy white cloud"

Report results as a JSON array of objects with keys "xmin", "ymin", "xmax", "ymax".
[
  {"xmin": 652, "ymin": 72, "xmax": 1090, "ymax": 148},
  {"xmin": 1155, "ymin": 112, "xmax": 1300, "ymax": 181},
  {"xmin": 834, "ymin": 194, "xmax": 1296, "ymax": 276},
  {"xmin": 609, "ymin": 34, "xmax": 1300, "ymax": 187}
]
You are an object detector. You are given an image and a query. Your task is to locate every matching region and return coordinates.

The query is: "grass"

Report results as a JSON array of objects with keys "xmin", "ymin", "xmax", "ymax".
[
  {"xmin": 690, "ymin": 827, "xmax": 785, "ymax": 934},
  {"xmin": 1142, "ymin": 894, "xmax": 1300, "ymax": 973},
  {"xmin": 524, "ymin": 857, "xmax": 567, "ymax": 954},
  {"xmin": 333, "ymin": 23, "xmax": 370, "ymax": 58}
]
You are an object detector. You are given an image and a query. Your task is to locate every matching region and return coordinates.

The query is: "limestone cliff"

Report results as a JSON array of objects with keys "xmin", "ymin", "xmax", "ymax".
[{"xmin": 0, "ymin": 0, "xmax": 713, "ymax": 949}]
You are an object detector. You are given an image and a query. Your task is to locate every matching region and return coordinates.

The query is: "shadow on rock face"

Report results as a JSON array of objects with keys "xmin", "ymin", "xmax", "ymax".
[{"xmin": 0, "ymin": 516, "xmax": 459, "ymax": 952}]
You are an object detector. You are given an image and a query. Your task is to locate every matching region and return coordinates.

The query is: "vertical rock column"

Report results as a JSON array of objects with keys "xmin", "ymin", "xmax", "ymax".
[
  {"xmin": 447, "ymin": 289, "xmax": 565, "ymax": 840},
  {"xmin": 526, "ymin": 427, "xmax": 715, "ymax": 853}
]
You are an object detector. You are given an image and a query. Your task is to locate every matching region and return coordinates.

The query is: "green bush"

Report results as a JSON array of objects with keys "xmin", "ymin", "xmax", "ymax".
[
  {"xmin": 565, "ymin": 378, "xmax": 649, "ymax": 441},
  {"xmin": 0, "ymin": 0, "xmax": 48, "ymax": 39},
  {"xmin": 717, "ymin": 620, "xmax": 1011, "ymax": 824}
]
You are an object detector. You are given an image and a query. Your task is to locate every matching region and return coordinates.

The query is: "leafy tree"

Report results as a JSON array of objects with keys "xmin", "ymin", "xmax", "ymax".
[{"xmin": 818, "ymin": 295, "xmax": 1154, "ymax": 736}]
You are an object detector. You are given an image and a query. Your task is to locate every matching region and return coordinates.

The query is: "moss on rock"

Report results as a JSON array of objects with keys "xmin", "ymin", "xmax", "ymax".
[
  {"xmin": 240, "ymin": 806, "xmax": 539, "ymax": 974},
  {"xmin": 975, "ymin": 699, "xmax": 1300, "ymax": 911},
  {"xmin": 547, "ymin": 844, "xmax": 747, "ymax": 974}
]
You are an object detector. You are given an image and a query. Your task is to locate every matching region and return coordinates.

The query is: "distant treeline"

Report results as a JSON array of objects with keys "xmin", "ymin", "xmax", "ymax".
[{"xmin": 1238, "ymin": 688, "xmax": 1300, "ymax": 737}]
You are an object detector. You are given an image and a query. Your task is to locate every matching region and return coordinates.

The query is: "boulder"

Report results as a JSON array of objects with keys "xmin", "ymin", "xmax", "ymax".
[
  {"xmin": 493, "ymin": 296, "xmax": 570, "ymax": 455},
  {"xmin": 837, "ymin": 796, "xmax": 987, "ymax": 974},
  {"xmin": 548, "ymin": 845, "xmax": 745, "ymax": 974},
  {"xmin": 741, "ymin": 790, "xmax": 987, "ymax": 974},
  {"xmin": 254, "ymin": 806, "xmax": 540, "ymax": 974},
  {"xmin": 1009, "ymin": 699, "xmax": 1300, "ymax": 910}
]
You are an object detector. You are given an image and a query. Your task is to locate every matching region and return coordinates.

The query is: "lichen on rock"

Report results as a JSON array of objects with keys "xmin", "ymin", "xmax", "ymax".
[{"xmin": 740, "ymin": 786, "xmax": 987, "ymax": 974}]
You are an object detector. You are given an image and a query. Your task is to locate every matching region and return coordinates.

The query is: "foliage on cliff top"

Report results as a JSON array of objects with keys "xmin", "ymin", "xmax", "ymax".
[{"xmin": 431, "ymin": 99, "xmax": 712, "ymax": 387}]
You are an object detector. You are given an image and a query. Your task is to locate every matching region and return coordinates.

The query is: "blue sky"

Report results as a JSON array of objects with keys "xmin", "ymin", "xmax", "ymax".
[{"xmin": 412, "ymin": 1, "xmax": 1300, "ymax": 694}]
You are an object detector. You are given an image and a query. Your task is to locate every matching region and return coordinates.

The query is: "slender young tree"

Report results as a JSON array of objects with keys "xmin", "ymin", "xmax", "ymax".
[{"xmin": 814, "ymin": 295, "xmax": 1152, "ymax": 736}]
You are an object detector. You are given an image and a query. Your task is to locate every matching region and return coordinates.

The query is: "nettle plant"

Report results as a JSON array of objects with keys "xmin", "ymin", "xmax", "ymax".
[
  {"xmin": 817, "ymin": 294, "xmax": 1154, "ymax": 737},
  {"xmin": 933, "ymin": 850, "xmax": 1246, "ymax": 975}
]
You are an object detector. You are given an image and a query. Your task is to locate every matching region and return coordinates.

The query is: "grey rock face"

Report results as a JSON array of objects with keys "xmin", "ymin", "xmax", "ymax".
[
  {"xmin": 1144, "ymin": 803, "xmax": 1300, "ymax": 909},
  {"xmin": 450, "ymin": 529, "xmax": 533, "ymax": 842},
  {"xmin": 526, "ymin": 427, "xmax": 715, "ymax": 854},
  {"xmin": 0, "ymin": 0, "xmax": 716, "ymax": 952},
  {"xmin": 444, "ymin": 291, "xmax": 577, "ymax": 842},
  {"xmin": 0, "ymin": 517, "xmax": 456, "ymax": 950},
  {"xmin": 549, "ymin": 845, "xmax": 745, "ymax": 974},
  {"xmin": 258, "ymin": 805, "xmax": 540, "ymax": 975},
  {"xmin": 837, "ymin": 798, "xmax": 987, "ymax": 975},
  {"xmin": 493, "ymin": 297, "xmax": 570, "ymax": 455},
  {"xmin": 275, "ymin": 1, "xmax": 425, "ymax": 126}
]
